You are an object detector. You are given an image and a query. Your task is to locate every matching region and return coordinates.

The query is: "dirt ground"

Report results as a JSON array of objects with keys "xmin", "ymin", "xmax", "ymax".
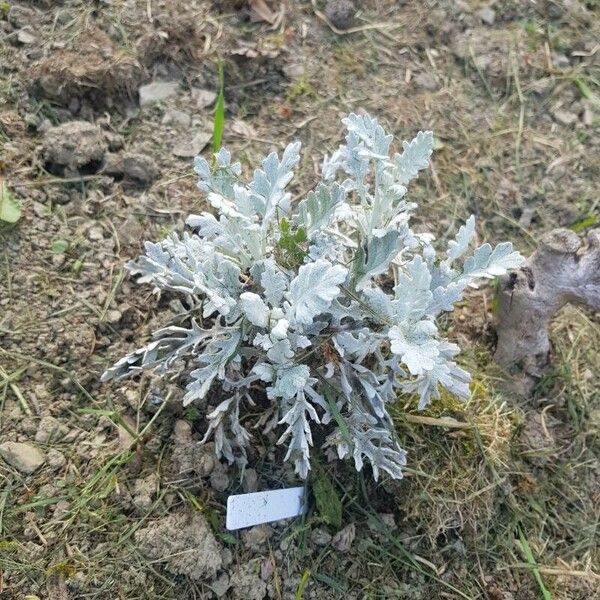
[{"xmin": 1, "ymin": 1, "xmax": 599, "ymax": 599}]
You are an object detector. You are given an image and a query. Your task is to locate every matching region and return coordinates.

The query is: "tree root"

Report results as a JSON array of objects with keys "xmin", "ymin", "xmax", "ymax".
[{"xmin": 494, "ymin": 228, "xmax": 600, "ymax": 394}]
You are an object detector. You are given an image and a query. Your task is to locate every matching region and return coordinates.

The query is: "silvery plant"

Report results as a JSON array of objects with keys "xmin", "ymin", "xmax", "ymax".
[{"xmin": 102, "ymin": 114, "xmax": 524, "ymax": 480}]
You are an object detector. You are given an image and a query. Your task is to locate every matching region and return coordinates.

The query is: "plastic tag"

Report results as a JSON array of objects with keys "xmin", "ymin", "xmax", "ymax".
[{"xmin": 226, "ymin": 486, "xmax": 306, "ymax": 530}]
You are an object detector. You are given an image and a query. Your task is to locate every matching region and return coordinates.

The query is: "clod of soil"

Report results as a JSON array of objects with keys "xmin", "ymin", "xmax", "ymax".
[
  {"xmin": 31, "ymin": 29, "xmax": 143, "ymax": 109},
  {"xmin": 135, "ymin": 512, "xmax": 223, "ymax": 580},
  {"xmin": 103, "ymin": 152, "xmax": 160, "ymax": 186},
  {"xmin": 41, "ymin": 121, "xmax": 107, "ymax": 177},
  {"xmin": 229, "ymin": 562, "xmax": 267, "ymax": 600}
]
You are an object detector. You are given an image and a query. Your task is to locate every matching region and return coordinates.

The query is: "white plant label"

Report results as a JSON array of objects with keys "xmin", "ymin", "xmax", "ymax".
[{"xmin": 226, "ymin": 486, "xmax": 306, "ymax": 530}]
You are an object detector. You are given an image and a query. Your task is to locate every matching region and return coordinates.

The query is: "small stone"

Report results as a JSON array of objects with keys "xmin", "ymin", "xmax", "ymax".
[
  {"xmin": 331, "ymin": 523, "xmax": 355, "ymax": 552},
  {"xmin": 243, "ymin": 468, "xmax": 258, "ymax": 493},
  {"xmin": 283, "ymin": 63, "xmax": 304, "ymax": 79},
  {"xmin": 518, "ymin": 207, "xmax": 536, "ymax": 229},
  {"xmin": 260, "ymin": 558, "xmax": 275, "ymax": 581},
  {"xmin": 325, "ymin": 0, "xmax": 356, "ymax": 30},
  {"xmin": 220, "ymin": 547, "xmax": 233, "ymax": 568},
  {"xmin": 103, "ymin": 131, "xmax": 125, "ymax": 151},
  {"xmin": 379, "ymin": 513, "xmax": 396, "ymax": 530},
  {"xmin": 139, "ymin": 81, "xmax": 180, "ymax": 107},
  {"xmin": 191, "ymin": 88, "xmax": 217, "ymax": 109},
  {"xmin": 106, "ymin": 309, "xmax": 122, "ymax": 324},
  {"xmin": 553, "ymin": 109, "xmax": 578, "ymax": 126},
  {"xmin": 46, "ymin": 449, "xmax": 67, "ymax": 470},
  {"xmin": 162, "ymin": 109, "xmax": 192, "ymax": 128},
  {"xmin": 477, "ymin": 7, "xmax": 496, "ymax": 25},
  {"xmin": 552, "ymin": 53, "xmax": 570, "ymax": 69},
  {"xmin": 414, "ymin": 72, "xmax": 438, "ymax": 91},
  {"xmin": 37, "ymin": 118, "xmax": 53, "ymax": 134},
  {"xmin": 172, "ymin": 132, "xmax": 212, "ymax": 158},
  {"xmin": 16, "ymin": 28, "xmax": 36, "ymax": 44},
  {"xmin": 582, "ymin": 104, "xmax": 594, "ymax": 127},
  {"xmin": 35, "ymin": 416, "xmax": 68, "ymax": 444},
  {"xmin": 0, "ymin": 442, "xmax": 45, "ymax": 474},
  {"xmin": 103, "ymin": 152, "xmax": 159, "ymax": 185},
  {"xmin": 88, "ymin": 227, "xmax": 105, "ymax": 241},
  {"xmin": 310, "ymin": 527, "xmax": 332, "ymax": 546},
  {"xmin": 212, "ymin": 572, "xmax": 230, "ymax": 598},
  {"xmin": 133, "ymin": 473, "xmax": 158, "ymax": 511},
  {"xmin": 242, "ymin": 525, "xmax": 273, "ymax": 550},
  {"xmin": 117, "ymin": 215, "xmax": 145, "ymax": 246},
  {"xmin": 210, "ymin": 469, "xmax": 229, "ymax": 492},
  {"xmin": 53, "ymin": 499, "xmax": 70, "ymax": 518}
]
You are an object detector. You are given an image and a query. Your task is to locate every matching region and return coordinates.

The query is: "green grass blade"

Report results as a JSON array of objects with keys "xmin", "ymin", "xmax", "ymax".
[
  {"xmin": 518, "ymin": 527, "xmax": 552, "ymax": 600},
  {"xmin": 212, "ymin": 62, "xmax": 225, "ymax": 153},
  {"xmin": 295, "ymin": 569, "xmax": 311, "ymax": 600}
]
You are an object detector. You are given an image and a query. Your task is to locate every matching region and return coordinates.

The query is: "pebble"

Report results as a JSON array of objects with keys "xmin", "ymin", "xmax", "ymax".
[
  {"xmin": 310, "ymin": 527, "xmax": 332, "ymax": 546},
  {"xmin": 162, "ymin": 109, "xmax": 192, "ymax": 128},
  {"xmin": 553, "ymin": 109, "xmax": 578, "ymax": 126},
  {"xmin": 210, "ymin": 469, "xmax": 230, "ymax": 492},
  {"xmin": 106, "ymin": 309, "xmax": 122, "ymax": 324},
  {"xmin": 242, "ymin": 525, "xmax": 273, "ymax": 550},
  {"xmin": 414, "ymin": 72, "xmax": 438, "ymax": 91},
  {"xmin": 46, "ymin": 449, "xmax": 67, "ymax": 470},
  {"xmin": 172, "ymin": 131, "xmax": 212, "ymax": 158},
  {"xmin": 0, "ymin": 442, "xmax": 45, "ymax": 474},
  {"xmin": 88, "ymin": 227, "xmax": 105, "ymax": 241},
  {"xmin": 477, "ymin": 6, "xmax": 496, "ymax": 25},
  {"xmin": 16, "ymin": 28, "xmax": 36, "ymax": 44},
  {"xmin": 518, "ymin": 207, "xmax": 536, "ymax": 228},
  {"xmin": 331, "ymin": 522, "xmax": 356, "ymax": 552},
  {"xmin": 191, "ymin": 88, "xmax": 217, "ymax": 109},
  {"xmin": 35, "ymin": 415, "xmax": 68, "ymax": 444},
  {"xmin": 212, "ymin": 572, "xmax": 230, "ymax": 597},
  {"xmin": 243, "ymin": 468, "xmax": 258, "ymax": 492},
  {"xmin": 139, "ymin": 81, "xmax": 180, "ymax": 107}
]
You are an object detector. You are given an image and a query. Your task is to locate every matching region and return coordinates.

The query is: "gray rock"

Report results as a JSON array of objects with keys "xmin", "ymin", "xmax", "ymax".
[
  {"xmin": 162, "ymin": 109, "xmax": 192, "ymax": 128},
  {"xmin": 46, "ymin": 449, "xmax": 67, "ymax": 470},
  {"xmin": 310, "ymin": 527, "xmax": 332, "ymax": 546},
  {"xmin": 552, "ymin": 53, "xmax": 570, "ymax": 69},
  {"xmin": 331, "ymin": 522, "xmax": 355, "ymax": 552},
  {"xmin": 414, "ymin": 72, "xmax": 438, "ymax": 91},
  {"xmin": 139, "ymin": 81, "xmax": 180, "ymax": 107},
  {"xmin": 0, "ymin": 442, "xmax": 45, "ymax": 474},
  {"xmin": 103, "ymin": 152, "xmax": 159, "ymax": 185},
  {"xmin": 35, "ymin": 416, "xmax": 68, "ymax": 444},
  {"xmin": 242, "ymin": 525, "xmax": 273, "ymax": 550},
  {"xmin": 16, "ymin": 28, "xmax": 36, "ymax": 44},
  {"xmin": 172, "ymin": 131, "xmax": 212, "ymax": 158},
  {"xmin": 212, "ymin": 572, "xmax": 230, "ymax": 598},
  {"xmin": 553, "ymin": 109, "xmax": 578, "ymax": 126},
  {"xmin": 210, "ymin": 469, "xmax": 229, "ymax": 492},
  {"xmin": 243, "ymin": 468, "xmax": 258, "ymax": 492},
  {"xmin": 477, "ymin": 7, "xmax": 496, "ymax": 25},
  {"xmin": 191, "ymin": 88, "xmax": 217, "ymax": 109},
  {"xmin": 518, "ymin": 207, "xmax": 536, "ymax": 229}
]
